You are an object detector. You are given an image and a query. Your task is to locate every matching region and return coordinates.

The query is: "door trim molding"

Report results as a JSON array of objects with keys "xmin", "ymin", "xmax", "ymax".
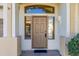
[{"xmin": 24, "ymin": 14, "xmax": 56, "ymax": 16}]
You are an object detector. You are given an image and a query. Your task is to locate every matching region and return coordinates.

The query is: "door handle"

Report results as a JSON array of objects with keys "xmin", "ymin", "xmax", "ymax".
[{"xmin": 45, "ymin": 33, "xmax": 47, "ymax": 38}]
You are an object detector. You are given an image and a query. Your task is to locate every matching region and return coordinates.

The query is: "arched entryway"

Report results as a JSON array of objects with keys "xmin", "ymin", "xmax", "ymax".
[{"xmin": 19, "ymin": 4, "xmax": 59, "ymax": 50}]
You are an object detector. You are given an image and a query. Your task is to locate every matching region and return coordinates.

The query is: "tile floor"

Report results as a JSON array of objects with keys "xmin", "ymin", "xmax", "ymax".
[{"xmin": 21, "ymin": 50, "xmax": 61, "ymax": 56}]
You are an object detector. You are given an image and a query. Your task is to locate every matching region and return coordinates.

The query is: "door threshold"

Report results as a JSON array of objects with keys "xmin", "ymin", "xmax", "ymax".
[{"xmin": 32, "ymin": 48, "xmax": 47, "ymax": 50}]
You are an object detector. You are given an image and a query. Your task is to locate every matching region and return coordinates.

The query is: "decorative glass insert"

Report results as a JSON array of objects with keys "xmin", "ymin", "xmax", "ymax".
[
  {"xmin": 25, "ymin": 16, "xmax": 31, "ymax": 39},
  {"xmin": 48, "ymin": 16, "xmax": 55, "ymax": 39},
  {"xmin": 26, "ymin": 8, "xmax": 45, "ymax": 13},
  {"xmin": 25, "ymin": 5, "xmax": 55, "ymax": 13}
]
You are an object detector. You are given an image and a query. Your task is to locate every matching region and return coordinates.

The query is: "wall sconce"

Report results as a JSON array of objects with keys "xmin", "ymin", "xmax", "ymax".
[{"xmin": 58, "ymin": 16, "xmax": 62, "ymax": 24}]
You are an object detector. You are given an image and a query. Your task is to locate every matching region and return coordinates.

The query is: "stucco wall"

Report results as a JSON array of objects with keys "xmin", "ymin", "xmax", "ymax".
[
  {"xmin": 58, "ymin": 3, "xmax": 77, "ymax": 36},
  {"xmin": 7, "ymin": 4, "xmax": 12, "ymax": 37},
  {"xmin": 58, "ymin": 3, "xmax": 67, "ymax": 36},
  {"xmin": 60, "ymin": 36, "xmax": 68, "ymax": 56},
  {"xmin": 15, "ymin": 4, "xmax": 19, "ymax": 36},
  {"xmin": 0, "ymin": 4, "xmax": 21, "ymax": 56},
  {"xmin": 0, "ymin": 37, "xmax": 21, "ymax": 56},
  {"xmin": 78, "ymin": 4, "xmax": 79, "ymax": 33},
  {"xmin": 70, "ymin": 4, "xmax": 76, "ymax": 34}
]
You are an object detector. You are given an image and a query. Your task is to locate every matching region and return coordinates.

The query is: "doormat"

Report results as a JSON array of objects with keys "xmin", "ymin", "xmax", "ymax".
[{"xmin": 34, "ymin": 50, "xmax": 47, "ymax": 53}]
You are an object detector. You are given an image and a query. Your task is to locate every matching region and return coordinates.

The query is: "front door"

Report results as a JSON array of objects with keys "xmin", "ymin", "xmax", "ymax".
[{"xmin": 32, "ymin": 16, "xmax": 47, "ymax": 48}]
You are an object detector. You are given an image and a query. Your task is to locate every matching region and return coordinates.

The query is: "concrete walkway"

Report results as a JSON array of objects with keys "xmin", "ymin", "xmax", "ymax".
[{"xmin": 21, "ymin": 50, "xmax": 61, "ymax": 56}]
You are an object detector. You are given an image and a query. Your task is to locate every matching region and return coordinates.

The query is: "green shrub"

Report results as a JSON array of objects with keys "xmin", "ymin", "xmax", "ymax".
[{"xmin": 68, "ymin": 33, "xmax": 79, "ymax": 56}]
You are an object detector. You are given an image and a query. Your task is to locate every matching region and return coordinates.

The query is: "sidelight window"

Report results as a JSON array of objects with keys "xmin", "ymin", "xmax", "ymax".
[
  {"xmin": 48, "ymin": 16, "xmax": 55, "ymax": 39},
  {"xmin": 25, "ymin": 16, "xmax": 31, "ymax": 39}
]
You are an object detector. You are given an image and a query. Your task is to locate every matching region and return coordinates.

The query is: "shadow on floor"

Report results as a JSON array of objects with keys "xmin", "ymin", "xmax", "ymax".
[{"xmin": 21, "ymin": 50, "xmax": 61, "ymax": 56}]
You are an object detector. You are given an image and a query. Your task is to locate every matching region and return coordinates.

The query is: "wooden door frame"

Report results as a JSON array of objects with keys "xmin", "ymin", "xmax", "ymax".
[{"xmin": 32, "ymin": 16, "xmax": 48, "ymax": 48}]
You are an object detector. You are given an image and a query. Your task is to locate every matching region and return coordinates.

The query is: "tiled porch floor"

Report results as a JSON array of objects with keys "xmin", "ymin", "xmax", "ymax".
[{"xmin": 21, "ymin": 50, "xmax": 61, "ymax": 56}]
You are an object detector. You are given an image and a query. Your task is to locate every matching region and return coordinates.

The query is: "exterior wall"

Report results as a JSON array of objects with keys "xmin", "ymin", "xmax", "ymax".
[
  {"xmin": 58, "ymin": 3, "xmax": 67, "ymax": 36},
  {"xmin": 0, "ymin": 37, "xmax": 21, "ymax": 56},
  {"xmin": 15, "ymin": 4, "xmax": 19, "ymax": 36},
  {"xmin": 59, "ymin": 3, "xmax": 79, "ymax": 56},
  {"xmin": 58, "ymin": 3, "xmax": 70, "ymax": 37},
  {"xmin": 78, "ymin": 4, "xmax": 79, "ymax": 33},
  {"xmin": 0, "ymin": 3, "xmax": 21, "ymax": 56},
  {"xmin": 60, "ymin": 36, "xmax": 68, "ymax": 56},
  {"xmin": 58, "ymin": 4, "xmax": 67, "ymax": 55},
  {"xmin": 70, "ymin": 4, "xmax": 76, "ymax": 34},
  {"xmin": 7, "ymin": 4, "xmax": 12, "ymax": 37}
]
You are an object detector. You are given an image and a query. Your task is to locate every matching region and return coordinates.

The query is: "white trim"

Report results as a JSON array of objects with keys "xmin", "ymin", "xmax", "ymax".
[
  {"xmin": 12, "ymin": 3, "xmax": 16, "ymax": 37},
  {"xmin": 75, "ymin": 4, "xmax": 78, "ymax": 34},
  {"xmin": 3, "ymin": 4, "xmax": 7, "ymax": 37},
  {"xmin": 24, "ymin": 14, "xmax": 56, "ymax": 16},
  {"xmin": 66, "ymin": 3, "xmax": 70, "ymax": 37}
]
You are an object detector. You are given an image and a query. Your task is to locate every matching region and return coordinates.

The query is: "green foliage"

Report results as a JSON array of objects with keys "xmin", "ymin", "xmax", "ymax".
[{"xmin": 68, "ymin": 33, "xmax": 79, "ymax": 56}]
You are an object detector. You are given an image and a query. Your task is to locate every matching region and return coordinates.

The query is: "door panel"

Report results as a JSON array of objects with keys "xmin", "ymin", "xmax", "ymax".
[{"xmin": 32, "ymin": 16, "xmax": 47, "ymax": 48}]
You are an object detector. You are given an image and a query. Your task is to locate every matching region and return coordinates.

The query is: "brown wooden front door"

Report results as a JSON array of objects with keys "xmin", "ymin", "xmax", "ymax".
[{"xmin": 32, "ymin": 16, "xmax": 47, "ymax": 48}]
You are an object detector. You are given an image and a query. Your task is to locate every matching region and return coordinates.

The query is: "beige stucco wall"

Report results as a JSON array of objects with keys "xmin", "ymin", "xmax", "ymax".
[
  {"xmin": 0, "ymin": 4, "xmax": 21, "ymax": 56},
  {"xmin": 70, "ymin": 4, "xmax": 76, "ymax": 34},
  {"xmin": 60, "ymin": 36, "xmax": 68, "ymax": 56},
  {"xmin": 0, "ymin": 37, "xmax": 21, "ymax": 56},
  {"xmin": 60, "ymin": 4, "xmax": 79, "ymax": 56},
  {"xmin": 78, "ymin": 4, "xmax": 79, "ymax": 33},
  {"xmin": 7, "ymin": 4, "xmax": 12, "ymax": 37},
  {"xmin": 15, "ymin": 4, "xmax": 19, "ymax": 36}
]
